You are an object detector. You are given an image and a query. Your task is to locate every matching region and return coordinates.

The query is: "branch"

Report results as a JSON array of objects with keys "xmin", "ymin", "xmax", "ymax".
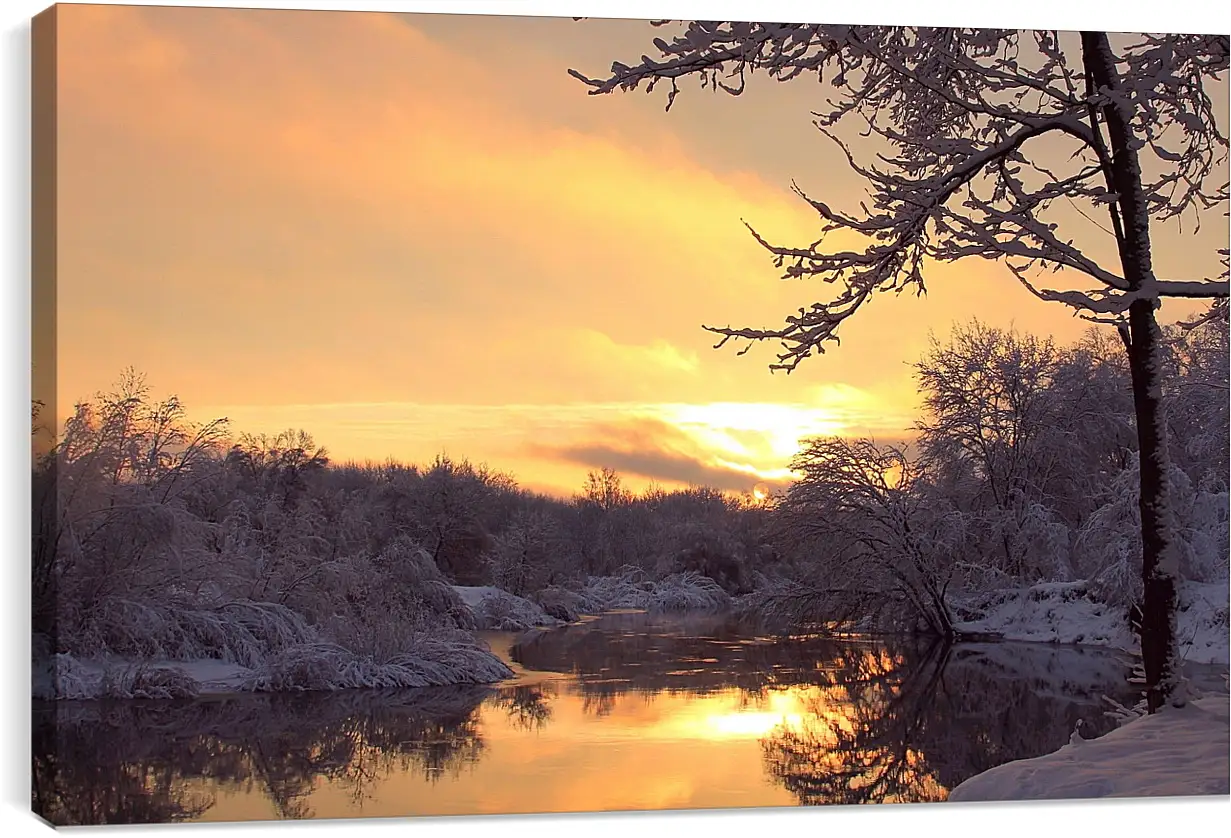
[{"xmin": 1153, "ymin": 279, "xmax": 1231, "ymax": 299}]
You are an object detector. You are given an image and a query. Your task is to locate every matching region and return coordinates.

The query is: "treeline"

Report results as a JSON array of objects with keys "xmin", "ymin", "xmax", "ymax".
[{"xmin": 31, "ymin": 379, "xmax": 773, "ymax": 670}]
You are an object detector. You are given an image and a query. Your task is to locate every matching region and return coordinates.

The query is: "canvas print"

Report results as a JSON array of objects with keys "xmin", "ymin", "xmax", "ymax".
[{"xmin": 30, "ymin": 2, "xmax": 1230, "ymax": 826}]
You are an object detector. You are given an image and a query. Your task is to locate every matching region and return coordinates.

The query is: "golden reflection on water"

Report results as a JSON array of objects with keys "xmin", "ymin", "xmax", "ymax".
[
  {"xmin": 191, "ymin": 656, "xmax": 948, "ymax": 822},
  {"xmin": 36, "ymin": 613, "xmax": 1151, "ymax": 825},
  {"xmin": 195, "ymin": 682, "xmax": 825, "ymax": 820}
]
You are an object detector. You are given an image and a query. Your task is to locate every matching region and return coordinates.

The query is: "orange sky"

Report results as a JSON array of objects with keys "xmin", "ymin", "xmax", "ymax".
[{"xmin": 48, "ymin": 4, "xmax": 1224, "ymax": 497}]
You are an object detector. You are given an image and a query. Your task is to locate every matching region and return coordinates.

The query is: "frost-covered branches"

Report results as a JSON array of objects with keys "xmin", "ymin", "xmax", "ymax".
[
  {"xmin": 486, "ymin": 509, "xmax": 565, "ymax": 596},
  {"xmin": 572, "ymin": 567, "xmax": 730, "ymax": 613},
  {"xmin": 573, "ymin": 24, "xmax": 1228, "ymax": 366},
  {"xmin": 241, "ymin": 639, "xmax": 512, "ymax": 692},
  {"xmin": 772, "ymin": 437, "xmax": 963, "ymax": 635}
]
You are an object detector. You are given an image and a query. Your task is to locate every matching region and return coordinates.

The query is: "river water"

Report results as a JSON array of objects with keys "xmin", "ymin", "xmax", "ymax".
[{"xmin": 35, "ymin": 610, "xmax": 1217, "ymax": 825}]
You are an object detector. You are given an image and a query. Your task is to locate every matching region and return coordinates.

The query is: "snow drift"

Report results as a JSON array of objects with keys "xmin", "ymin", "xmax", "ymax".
[{"xmin": 948, "ymin": 694, "xmax": 1230, "ymax": 800}]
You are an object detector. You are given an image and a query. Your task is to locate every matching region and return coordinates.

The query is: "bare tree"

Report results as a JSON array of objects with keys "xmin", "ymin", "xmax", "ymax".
[
  {"xmin": 572, "ymin": 22, "xmax": 1229, "ymax": 711},
  {"xmin": 772, "ymin": 437, "xmax": 965, "ymax": 636}
]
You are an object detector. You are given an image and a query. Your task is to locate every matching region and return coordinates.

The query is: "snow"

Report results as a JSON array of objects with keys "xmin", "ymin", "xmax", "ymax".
[
  {"xmin": 948, "ymin": 694, "xmax": 1230, "ymax": 800},
  {"xmin": 452, "ymin": 585, "xmax": 505, "ymax": 608},
  {"xmin": 955, "ymin": 579, "xmax": 1229, "ymax": 665},
  {"xmin": 35, "ymin": 655, "xmax": 217, "ymax": 700}
]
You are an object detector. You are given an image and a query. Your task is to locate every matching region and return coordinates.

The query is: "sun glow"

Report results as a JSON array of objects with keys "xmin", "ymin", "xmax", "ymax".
[
  {"xmin": 642, "ymin": 400, "xmax": 859, "ymax": 485},
  {"xmin": 636, "ymin": 687, "xmax": 832, "ymax": 742}
]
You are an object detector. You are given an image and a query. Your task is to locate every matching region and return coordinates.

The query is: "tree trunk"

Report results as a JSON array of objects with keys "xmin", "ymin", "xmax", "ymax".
[
  {"xmin": 1082, "ymin": 32, "xmax": 1180, "ymax": 712},
  {"xmin": 1125, "ymin": 302, "xmax": 1181, "ymax": 712}
]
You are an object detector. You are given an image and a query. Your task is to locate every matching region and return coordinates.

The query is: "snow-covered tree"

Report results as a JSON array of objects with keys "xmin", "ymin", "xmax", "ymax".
[
  {"xmin": 573, "ymin": 22, "xmax": 1229, "ymax": 711},
  {"xmin": 486, "ymin": 509, "xmax": 565, "ymax": 595},
  {"xmin": 770, "ymin": 437, "xmax": 965, "ymax": 636}
]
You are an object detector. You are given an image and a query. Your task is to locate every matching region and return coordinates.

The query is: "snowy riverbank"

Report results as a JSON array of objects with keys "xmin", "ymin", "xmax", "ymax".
[
  {"xmin": 35, "ymin": 637, "xmax": 515, "ymax": 701},
  {"xmin": 948, "ymin": 694, "xmax": 1230, "ymax": 800},
  {"xmin": 954, "ymin": 579, "xmax": 1229, "ymax": 665}
]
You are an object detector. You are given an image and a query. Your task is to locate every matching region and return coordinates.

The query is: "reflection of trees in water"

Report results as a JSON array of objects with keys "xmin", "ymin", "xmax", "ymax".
[
  {"xmin": 761, "ymin": 640, "xmax": 953, "ymax": 805},
  {"xmin": 32, "ymin": 702, "xmax": 213, "ymax": 825},
  {"xmin": 759, "ymin": 640, "xmax": 1142, "ymax": 805},
  {"xmin": 513, "ymin": 611, "xmax": 848, "ymax": 699},
  {"xmin": 515, "ymin": 611, "xmax": 1146, "ymax": 806},
  {"xmin": 32, "ymin": 686, "xmax": 491, "ymax": 825},
  {"xmin": 490, "ymin": 684, "xmax": 555, "ymax": 731}
]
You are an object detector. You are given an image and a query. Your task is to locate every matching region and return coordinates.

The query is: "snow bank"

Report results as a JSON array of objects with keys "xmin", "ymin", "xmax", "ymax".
[
  {"xmin": 955, "ymin": 579, "xmax": 1229, "ymax": 664},
  {"xmin": 948, "ymin": 694, "xmax": 1230, "ymax": 800},
  {"xmin": 452, "ymin": 586, "xmax": 563, "ymax": 631}
]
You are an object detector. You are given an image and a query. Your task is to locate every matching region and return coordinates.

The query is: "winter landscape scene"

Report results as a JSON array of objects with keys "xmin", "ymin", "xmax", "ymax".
[{"xmin": 30, "ymin": 4, "xmax": 1229, "ymax": 827}]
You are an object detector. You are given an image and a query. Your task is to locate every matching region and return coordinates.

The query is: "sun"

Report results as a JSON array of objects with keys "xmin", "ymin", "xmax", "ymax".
[{"xmin": 752, "ymin": 483, "xmax": 770, "ymax": 502}]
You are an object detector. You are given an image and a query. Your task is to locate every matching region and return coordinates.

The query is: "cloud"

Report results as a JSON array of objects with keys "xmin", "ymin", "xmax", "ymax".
[
  {"xmin": 546, "ymin": 443, "xmax": 786, "ymax": 494},
  {"xmin": 526, "ymin": 415, "xmax": 793, "ymax": 493}
]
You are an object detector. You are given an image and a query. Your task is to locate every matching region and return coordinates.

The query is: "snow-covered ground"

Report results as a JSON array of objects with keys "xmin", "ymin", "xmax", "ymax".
[
  {"xmin": 948, "ymin": 694, "xmax": 1230, "ymax": 801},
  {"xmin": 955, "ymin": 579, "xmax": 1229, "ymax": 665}
]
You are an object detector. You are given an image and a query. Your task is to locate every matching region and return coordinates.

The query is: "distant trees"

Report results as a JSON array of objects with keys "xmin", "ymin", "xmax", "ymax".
[
  {"xmin": 574, "ymin": 22, "xmax": 1229, "ymax": 709},
  {"xmin": 33, "ymin": 373, "xmax": 779, "ymax": 671}
]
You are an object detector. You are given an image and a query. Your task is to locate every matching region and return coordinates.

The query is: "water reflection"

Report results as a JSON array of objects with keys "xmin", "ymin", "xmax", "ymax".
[
  {"xmin": 33, "ymin": 686, "xmax": 490, "ymax": 824},
  {"xmin": 35, "ymin": 611, "xmax": 1207, "ymax": 824}
]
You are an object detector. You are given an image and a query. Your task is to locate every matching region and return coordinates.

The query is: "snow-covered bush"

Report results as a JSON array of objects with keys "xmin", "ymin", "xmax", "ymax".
[
  {"xmin": 531, "ymin": 586, "xmax": 587, "ymax": 622},
  {"xmin": 101, "ymin": 664, "xmax": 201, "ymax": 700},
  {"xmin": 50, "ymin": 654, "xmax": 101, "ymax": 700},
  {"xmin": 643, "ymin": 572, "xmax": 730, "ymax": 611},
  {"xmin": 574, "ymin": 566, "xmax": 651, "ymax": 611},
  {"xmin": 241, "ymin": 638, "xmax": 512, "ymax": 692},
  {"xmin": 42, "ymin": 656, "xmax": 202, "ymax": 700},
  {"xmin": 572, "ymin": 567, "xmax": 730, "ymax": 613},
  {"xmin": 62, "ymin": 598, "xmax": 318, "ymax": 668},
  {"xmin": 319, "ymin": 537, "xmax": 480, "ymax": 658},
  {"xmin": 454, "ymin": 586, "xmax": 562, "ymax": 631}
]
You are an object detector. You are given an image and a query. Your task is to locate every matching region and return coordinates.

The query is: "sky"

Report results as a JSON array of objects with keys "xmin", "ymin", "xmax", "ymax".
[{"xmin": 47, "ymin": 3, "xmax": 1225, "ymax": 498}]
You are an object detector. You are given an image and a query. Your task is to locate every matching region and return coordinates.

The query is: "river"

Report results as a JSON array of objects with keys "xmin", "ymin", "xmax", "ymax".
[{"xmin": 33, "ymin": 610, "xmax": 1224, "ymax": 824}]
